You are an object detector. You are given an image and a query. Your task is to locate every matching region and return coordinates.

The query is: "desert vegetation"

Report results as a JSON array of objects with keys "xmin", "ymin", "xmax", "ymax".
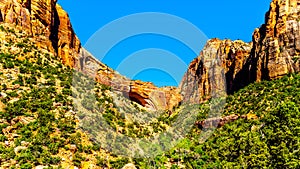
[{"xmin": 0, "ymin": 25, "xmax": 299, "ymax": 168}]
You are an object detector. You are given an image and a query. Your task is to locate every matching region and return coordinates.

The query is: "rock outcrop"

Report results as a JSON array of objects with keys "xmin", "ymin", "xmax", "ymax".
[
  {"xmin": 0, "ymin": 0, "xmax": 181, "ymax": 111},
  {"xmin": 250, "ymin": 0, "xmax": 300, "ymax": 81},
  {"xmin": 78, "ymin": 49, "xmax": 182, "ymax": 110},
  {"xmin": 180, "ymin": 0, "xmax": 300, "ymax": 104},
  {"xmin": 0, "ymin": 0, "xmax": 81, "ymax": 67},
  {"xmin": 195, "ymin": 113, "xmax": 258, "ymax": 129},
  {"xmin": 1, "ymin": 0, "xmax": 298, "ymax": 110},
  {"xmin": 122, "ymin": 163, "xmax": 137, "ymax": 169},
  {"xmin": 180, "ymin": 39, "xmax": 252, "ymax": 103}
]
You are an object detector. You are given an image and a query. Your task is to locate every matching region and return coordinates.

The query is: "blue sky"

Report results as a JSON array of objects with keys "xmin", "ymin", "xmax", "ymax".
[{"xmin": 58, "ymin": 0, "xmax": 272, "ymax": 87}]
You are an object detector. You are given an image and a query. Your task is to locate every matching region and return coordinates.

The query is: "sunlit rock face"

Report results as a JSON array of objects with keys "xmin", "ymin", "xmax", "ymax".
[
  {"xmin": 180, "ymin": 39, "xmax": 252, "ymax": 103},
  {"xmin": 0, "ymin": 0, "xmax": 81, "ymax": 67},
  {"xmin": 250, "ymin": 0, "xmax": 300, "ymax": 81},
  {"xmin": 180, "ymin": 0, "xmax": 300, "ymax": 103},
  {"xmin": 0, "ymin": 0, "xmax": 181, "ymax": 111},
  {"xmin": 78, "ymin": 49, "xmax": 182, "ymax": 111}
]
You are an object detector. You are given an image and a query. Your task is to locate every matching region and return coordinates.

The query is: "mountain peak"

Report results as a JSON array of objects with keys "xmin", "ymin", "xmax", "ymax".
[
  {"xmin": 251, "ymin": 0, "xmax": 300, "ymax": 80},
  {"xmin": 180, "ymin": 0, "xmax": 300, "ymax": 103}
]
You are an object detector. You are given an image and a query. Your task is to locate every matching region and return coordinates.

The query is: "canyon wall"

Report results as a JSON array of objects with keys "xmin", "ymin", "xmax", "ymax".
[
  {"xmin": 0, "ymin": 0, "xmax": 181, "ymax": 110},
  {"xmin": 180, "ymin": 0, "xmax": 300, "ymax": 104},
  {"xmin": 1, "ymin": 0, "xmax": 299, "ymax": 109}
]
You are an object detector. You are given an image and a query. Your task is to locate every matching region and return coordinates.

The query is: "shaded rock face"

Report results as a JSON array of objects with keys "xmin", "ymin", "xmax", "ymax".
[
  {"xmin": 0, "ymin": 9, "xmax": 3, "ymax": 22},
  {"xmin": 0, "ymin": 0, "xmax": 81, "ymax": 67},
  {"xmin": 180, "ymin": 0, "xmax": 300, "ymax": 104}
]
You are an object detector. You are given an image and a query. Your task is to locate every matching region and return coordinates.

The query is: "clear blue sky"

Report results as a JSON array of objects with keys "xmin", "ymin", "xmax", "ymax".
[{"xmin": 58, "ymin": 0, "xmax": 272, "ymax": 87}]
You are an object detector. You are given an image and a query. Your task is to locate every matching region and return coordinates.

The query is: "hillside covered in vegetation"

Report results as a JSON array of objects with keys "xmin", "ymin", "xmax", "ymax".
[
  {"xmin": 0, "ymin": 23, "xmax": 299, "ymax": 168},
  {"xmin": 0, "ymin": 0, "xmax": 300, "ymax": 168}
]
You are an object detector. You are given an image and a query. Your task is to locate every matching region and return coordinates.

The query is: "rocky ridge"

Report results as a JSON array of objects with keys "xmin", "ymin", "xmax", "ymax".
[
  {"xmin": 0, "ymin": 0, "xmax": 299, "ymax": 108},
  {"xmin": 0, "ymin": 0, "xmax": 182, "ymax": 110},
  {"xmin": 251, "ymin": 0, "xmax": 300, "ymax": 80},
  {"xmin": 180, "ymin": 0, "xmax": 300, "ymax": 103},
  {"xmin": 78, "ymin": 48, "xmax": 182, "ymax": 110}
]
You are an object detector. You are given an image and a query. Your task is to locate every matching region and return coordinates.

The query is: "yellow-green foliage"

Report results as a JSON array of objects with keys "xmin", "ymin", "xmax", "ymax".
[{"xmin": 0, "ymin": 25, "xmax": 299, "ymax": 168}]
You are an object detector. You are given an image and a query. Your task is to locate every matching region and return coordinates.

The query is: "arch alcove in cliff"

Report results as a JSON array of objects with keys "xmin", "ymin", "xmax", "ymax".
[{"xmin": 128, "ymin": 91, "xmax": 148, "ymax": 107}]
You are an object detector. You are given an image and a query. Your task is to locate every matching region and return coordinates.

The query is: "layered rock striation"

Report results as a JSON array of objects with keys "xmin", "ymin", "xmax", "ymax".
[{"xmin": 180, "ymin": 39, "xmax": 252, "ymax": 103}]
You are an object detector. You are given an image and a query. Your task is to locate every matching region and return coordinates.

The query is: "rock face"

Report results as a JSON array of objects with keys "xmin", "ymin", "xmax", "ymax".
[
  {"xmin": 0, "ymin": 0, "xmax": 181, "ymax": 111},
  {"xmin": 78, "ymin": 49, "xmax": 182, "ymax": 110},
  {"xmin": 250, "ymin": 0, "xmax": 300, "ymax": 81},
  {"xmin": 1, "ymin": 0, "xmax": 298, "ymax": 110},
  {"xmin": 180, "ymin": 0, "xmax": 300, "ymax": 103},
  {"xmin": 55, "ymin": 4, "xmax": 81, "ymax": 67},
  {"xmin": 180, "ymin": 39, "xmax": 252, "ymax": 103},
  {"xmin": 0, "ymin": 0, "xmax": 81, "ymax": 67}
]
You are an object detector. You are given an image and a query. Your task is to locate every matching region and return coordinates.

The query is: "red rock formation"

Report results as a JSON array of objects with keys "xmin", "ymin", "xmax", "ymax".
[
  {"xmin": 78, "ymin": 49, "xmax": 182, "ymax": 110},
  {"xmin": 1, "ymin": 0, "xmax": 298, "ymax": 111},
  {"xmin": 180, "ymin": 39, "xmax": 251, "ymax": 103},
  {"xmin": 250, "ymin": 0, "xmax": 300, "ymax": 81},
  {"xmin": 0, "ymin": 0, "xmax": 81, "ymax": 67},
  {"xmin": 0, "ymin": 0, "xmax": 181, "ymax": 111},
  {"xmin": 180, "ymin": 0, "xmax": 300, "ymax": 104},
  {"xmin": 56, "ymin": 4, "xmax": 81, "ymax": 67}
]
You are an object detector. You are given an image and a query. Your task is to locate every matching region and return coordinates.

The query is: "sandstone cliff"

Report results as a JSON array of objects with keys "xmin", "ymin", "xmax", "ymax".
[
  {"xmin": 180, "ymin": 0, "xmax": 300, "ymax": 104},
  {"xmin": 1, "ymin": 0, "xmax": 299, "ymax": 109},
  {"xmin": 250, "ymin": 0, "xmax": 300, "ymax": 81},
  {"xmin": 78, "ymin": 49, "xmax": 182, "ymax": 110},
  {"xmin": 0, "ymin": 0, "xmax": 81, "ymax": 67},
  {"xmin": 180, "ymin": 39, "xmax": 252, "ymax": 103},
  {"xmin": 0, "ymin": 0, "xmax": 181, "ymax": 110}
]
